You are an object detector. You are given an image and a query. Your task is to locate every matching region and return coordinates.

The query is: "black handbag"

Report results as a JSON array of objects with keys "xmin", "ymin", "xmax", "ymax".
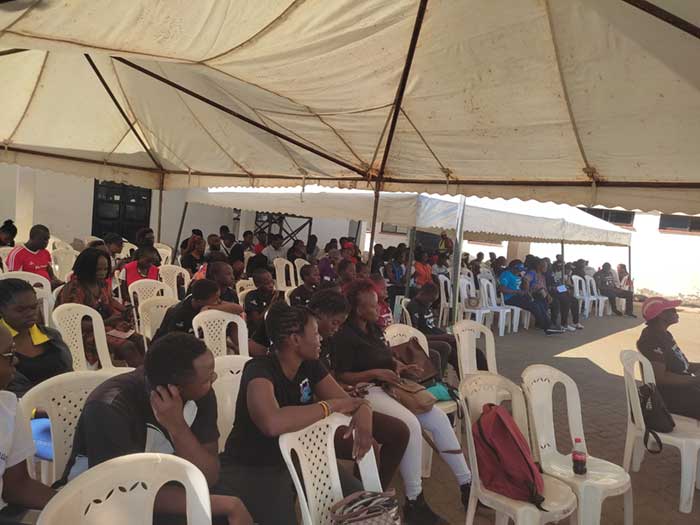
[{"xmin": 638, "ymin": 383, "xmax": 675, "ymax": 453}]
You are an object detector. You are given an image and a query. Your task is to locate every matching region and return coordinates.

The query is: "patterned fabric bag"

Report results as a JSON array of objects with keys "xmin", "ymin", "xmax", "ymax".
[{"xmin": 331, "ymin": 490, "xmax": 401, "ymax": 524}]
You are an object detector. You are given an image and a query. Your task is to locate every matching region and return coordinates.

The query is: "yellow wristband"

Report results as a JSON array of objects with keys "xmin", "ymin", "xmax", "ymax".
[{"xmin": 318, "ymin": 401, "xmax": 330, "ymax": 418}]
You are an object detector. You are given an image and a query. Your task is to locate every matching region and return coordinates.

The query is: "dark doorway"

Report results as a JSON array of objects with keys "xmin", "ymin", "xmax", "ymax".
[{"xmin": 91, "ymin": 181, "xmax": 152, "ymax": 242}]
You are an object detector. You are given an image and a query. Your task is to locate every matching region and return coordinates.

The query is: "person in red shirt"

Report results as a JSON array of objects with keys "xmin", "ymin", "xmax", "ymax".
[
  {"xmin": 119, "ymin": 247, "xmax": 160, "ymax": 301},
  {"xmin": 341, "ymin": 241, "xmax": 358, "ymax": 264},
  {"xmin": 5, "ymin": 224, "xmax": 62, "ymax": 288},
  {"xmin": 253, "ymin": 231, "xmax": 267, "ymax": 255}
]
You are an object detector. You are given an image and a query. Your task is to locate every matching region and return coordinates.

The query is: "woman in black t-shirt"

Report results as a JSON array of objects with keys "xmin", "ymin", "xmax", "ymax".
[
  {"xmin": 637, "ymin": 297, "xmax": 700, "ymax": 420},
  {"xmin": 180, "ymin": 236, "xmax": 206, "ymax": 276},
  {"xmin": 216, "ymin": 303, "xmax": 374, "ymax": 525},
  {"xmin": 328, "ymin": 280, "xmax": 472, "ymax": 525}
]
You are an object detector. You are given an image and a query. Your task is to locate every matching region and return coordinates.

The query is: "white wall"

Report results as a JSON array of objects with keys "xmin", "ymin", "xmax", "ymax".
[{"xmin": 151, "ymin": 190, "xmax": 234, "ymax": 248}]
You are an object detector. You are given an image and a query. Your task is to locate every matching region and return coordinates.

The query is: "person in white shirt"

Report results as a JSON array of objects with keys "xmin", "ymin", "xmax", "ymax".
[
  {"xmin": 261, "ymin": 234, "xmax": 287, "ymax": 262},
  {"xmin": 0, "ymin": 324, "xmax": 55, "ymax": 517}
]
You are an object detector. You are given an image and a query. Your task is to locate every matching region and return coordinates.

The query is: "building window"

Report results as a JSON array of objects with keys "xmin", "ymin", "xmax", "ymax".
[
  {"xmin": 659, "ymin": 214, "xmax": 700, "ymax": 233},
  {"xmin": 582, "ymin": 208, "xmax": 635, "ymax": 226},
  {"xmin": 381, "ymin": 223, "xmax": 410, "ymax": 235}
]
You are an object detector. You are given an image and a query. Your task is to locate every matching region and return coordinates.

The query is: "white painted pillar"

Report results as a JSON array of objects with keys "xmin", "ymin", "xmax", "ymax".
[
  {"xmin": 507, "ymin": 241, "xmax": 531, "ymax": 262},
  {"xmin": 15, "ymin": 166, "xmax": 36, "ymax": 242},
  {"xmin": 238, "ymin": 210, "xmax": 256, "ymax": 238}
]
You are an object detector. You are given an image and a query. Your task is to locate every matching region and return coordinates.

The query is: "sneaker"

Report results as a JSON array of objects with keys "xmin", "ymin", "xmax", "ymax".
[
  {"xmin": 575, "ymin": 323, "xmax": 584, "ymax": 329},
  {"xmin": 460, "ymin": 483, "xmax": 472, "ymax": 511},
  {"xmin": 544, "ymin": 327, "xmax": 566, "ymax": 335},
  {"xmin": 566, "ymin": 325, "xmax": 577, "ymax": 332},
  {"xmin": 404, "ymin": 493, "xmax": 448, "ymax": 525}
]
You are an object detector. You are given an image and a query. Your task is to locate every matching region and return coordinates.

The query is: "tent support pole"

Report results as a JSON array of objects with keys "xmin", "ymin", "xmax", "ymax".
[
  {"xmin": 628, "ymin": 245, "xmax": 632, "ymax": 277},
  {"xmin": 85, "ymin": 55, "xmax": 164, "ymax": 173},
  {"xmin": 157, "ymin": 174, "xmax": 165, "ymax": 242},
  {"xmin": 113, "ymin": 57, "xmax": 366, "ymax": 177},
  {"xmin": 451, "ymin": 195, "xmax": 466, "ymax": 325},
  {"xmin": 367, "ymin": 0, "xmax": 428, "ymax": 269},
  {"xmin": 560, "ymin": 241, "xmax": 565, "ymax": 265},
  {"xmin": 173, "ymin": 202, "xmax": 189, "ymax": 260},
  {"xmin": 404, "ymin": 227, "xmax": 417, "ymax": 292},
  {"xmin": 620, "ymin": 0, "xmax": 700, "ymax": 41}
]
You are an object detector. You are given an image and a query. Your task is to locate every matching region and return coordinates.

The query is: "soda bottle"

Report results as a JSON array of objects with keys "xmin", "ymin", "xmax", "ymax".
[{"xmin": 572, "ymin": 437, "xmax": 587, "ymax": 475}]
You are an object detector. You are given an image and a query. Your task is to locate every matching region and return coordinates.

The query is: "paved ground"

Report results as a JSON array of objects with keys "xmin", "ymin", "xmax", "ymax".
[{"xmin": 394, "ymin": 305, "xmax": 700, "ymax": 524}]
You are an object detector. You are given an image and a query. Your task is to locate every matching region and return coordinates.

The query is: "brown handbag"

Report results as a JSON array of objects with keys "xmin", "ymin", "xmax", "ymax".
[
  {"xmin": 384, "ymin": 378, "xmax": 437, "ymax": 415},
  {"xmin": 331, "ymin": 490, "xmax": 401, "ymax": 524},
  {"xmin": 390, "ymin": 337, "xmax": 439, "ymax": 384}
]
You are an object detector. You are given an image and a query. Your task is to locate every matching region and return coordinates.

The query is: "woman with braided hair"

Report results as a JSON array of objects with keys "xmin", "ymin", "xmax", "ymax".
[{"xmin": 216, "ymin": 302, "xmax": 375, "ymax": 525}]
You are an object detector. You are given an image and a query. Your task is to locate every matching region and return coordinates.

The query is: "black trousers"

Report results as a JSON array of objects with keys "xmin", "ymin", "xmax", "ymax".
[
  {"xmin": 600, "ymin": 287, "xmax": 634, "ymax": 315},
  {"xmin": 659, "ymin": 384, "xmax": 700, "ymax": 421},
  {"xmin": 551, "ymin": 291, "xmax": 579, "ymax": 326}
]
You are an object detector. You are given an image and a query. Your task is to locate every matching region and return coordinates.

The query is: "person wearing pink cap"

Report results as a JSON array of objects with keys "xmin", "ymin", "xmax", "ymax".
[{"xmin": 637, "ymin": 297, "xmax": 700, "ymax": 420}]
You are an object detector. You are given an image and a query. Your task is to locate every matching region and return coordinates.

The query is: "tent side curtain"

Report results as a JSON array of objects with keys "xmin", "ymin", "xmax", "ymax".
[{"xmin": 187, "ymin": 188, "xmax": 632, "ymax": 247}]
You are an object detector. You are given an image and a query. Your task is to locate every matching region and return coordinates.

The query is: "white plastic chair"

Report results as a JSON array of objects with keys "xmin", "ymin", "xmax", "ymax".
[
  {"xmin": 399, "ymin": 297, "xmax": 412, "ymax": 326},
  {"xmin": 192, "ymin": 310, "xmax": 249, "ymax": 357},
  {"xmin": 522, "ymin": 364, "xmax": 633, "ymax": 525},
  {"xmin": 584, "ymin": 276, "xmax": 610, "ymax": 316},
  {"xmin": 437, "ymin": 274, "xmax": 452, "ymax": 327},
  {"xmin": 154, "ymin": 242, "xmax": 172, "ymax": 259},
  {"xmin": 119, "ymin": 241, "xmax": 137, "ymax": 260},
  {"xmin": 158, "ymin": 264, "xmax": 190, "ymax": 298},
  {"xmin": 279, "ymin": 413, "xmax": 383, "ymax": 525},
  {"xmin": 462, "ymin": 270, "xmax": 477, "ymax": 297},
  {"xmin": 284, "ymin": 287, "xmax": 294, "ymax": 306},
  {"xmin": 0, "ymin": 246, "xmax": 13, "ymax": 263},
  {"xmin": 479, "ymin": 278, "xmax": 512, "ymax": 337},
  {"xmin": 19, "ymin": 369, "xmax": 128, "ymax": 485},
  {"xmin": 213, "ymin": 355, "xmax": 250, "ymax": 452},
  {"xmin": 83, "ymin": 235, "xmax": 102, "ymax": 246},
  {"xmin": 52, "ymin": 284, "xmax": 65, "ymax": 305},
  {"xmin": 235, "ymin": 278, "xmax": 255, "ymax": 296},
  {"xmin": 138, "ymin": 296, "xmax": 178, "ymax": 343},
  {"xmin": 128, "ymin": 279, "xmax": 174, "ymax": 332},
  {"xmin": 156, "ymin": 247, "xmax": 171, "ymax": 265},
  {"xmin": 453, "ymin": 320, "xmax": 497, "ymax": 376},
  {"xmin": 571, "ymin": 275, "xmax": 595, "ymax": 319},
  {"xmin": 458, "ymin": 373, "xmax": 577, "ymax": 525},
  {"xmin": 384, "ymin": 323, "xmax": 460, "ymax": 477},
  {"xmin": 238, "ymin": 288, "xmax": 252, "ymax": 307},
  {"xmin": 273, "ymin": 257, "xmax": 297, "ymax": 291},
  {"xmin": 36, "ymin": 453, "xmax": 211, "ymax": 525},
  {"xmin": 294, "ymin": 258, "xmax": 310, "ymax": 285},
  {"xmin": 499, "ymin": 291, "xmax": 531, "ymax": 332},
  {"xmin": 51, "ymin": 248, "xmax": 76, "ymax": 281},
  {"xmin": 53, "ymin": 303, "xmax": 115, "ymax": 371},
  {"xmin": 0, "ymin": 271, "xmax": 54, "ymax": 326},
  {"xmin": 620, "ymin": 350, "xmax": 700, "ymax": 513}
]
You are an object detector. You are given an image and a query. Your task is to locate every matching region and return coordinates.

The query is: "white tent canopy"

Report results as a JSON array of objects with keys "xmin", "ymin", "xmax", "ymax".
[
  {"xmin": 190, "ymin": 186, "xmax": 631, "ymax": 246},
  {"xmin": 1, "ymin": 1, "xmax": 699, "ymax": 213}
]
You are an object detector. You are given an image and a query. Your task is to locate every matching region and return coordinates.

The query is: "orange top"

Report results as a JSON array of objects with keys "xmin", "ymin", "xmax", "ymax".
[{"xmin": 414, "ymin": 262, "xmax": 433, "ymax": 287}]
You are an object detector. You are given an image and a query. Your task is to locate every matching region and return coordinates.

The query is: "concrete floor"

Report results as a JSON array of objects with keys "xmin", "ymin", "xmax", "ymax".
[{"xmin": 397, "ymin": 306, "xmax": 700, "ymax": 525}]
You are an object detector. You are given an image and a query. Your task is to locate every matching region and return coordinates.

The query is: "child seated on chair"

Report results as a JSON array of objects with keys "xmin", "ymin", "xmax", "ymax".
[
  {"xmin": 0, "ymin": 324, "xmax": 55, "ymax": 522},
  {"xmin": 406, "ymin": 283, "xmax": 486, "ymax": 376},
  {"xmin": 216, "ymin": 303, "xmax": 374, "ymax": 525}
]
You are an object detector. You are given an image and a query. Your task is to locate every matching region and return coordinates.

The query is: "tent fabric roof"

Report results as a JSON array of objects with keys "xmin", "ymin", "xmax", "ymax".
[
  {"xmin": 189, "ymin": 186, "xmax": 632, "ymax": 246},
  {"xmin": 1, "ymin": 1, "xmax": 699, "ymax": 213}
]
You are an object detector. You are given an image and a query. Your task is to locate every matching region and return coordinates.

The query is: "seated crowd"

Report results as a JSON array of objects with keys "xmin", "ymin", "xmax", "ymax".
[{"xmin": 0, "ymin": 221, "xmax": 660, "ymax": 525}]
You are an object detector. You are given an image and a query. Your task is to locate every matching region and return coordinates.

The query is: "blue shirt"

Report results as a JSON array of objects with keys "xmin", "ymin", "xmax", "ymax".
[{"xmin": 499, "ymin": 270, "xmax": 522, "ymax": 301}]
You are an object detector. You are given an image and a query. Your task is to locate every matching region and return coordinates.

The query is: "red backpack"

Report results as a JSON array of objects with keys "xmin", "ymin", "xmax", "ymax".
[{"xmin": 472, "ymin": 403, "xmax": 546, "ymax": 509}]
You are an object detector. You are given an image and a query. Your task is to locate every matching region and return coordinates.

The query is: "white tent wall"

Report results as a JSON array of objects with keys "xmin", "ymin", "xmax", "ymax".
[{"xmin": 0, "ymin": 163, "xmax": 233, "ymax": 247}]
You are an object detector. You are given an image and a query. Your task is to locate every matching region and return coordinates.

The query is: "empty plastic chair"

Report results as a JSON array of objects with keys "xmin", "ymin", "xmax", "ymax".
[
  {"xmin": 192, "ymin": 310, "xmax": 249, "ymax": 357},
  {"xmin": 571, "ymin": 275, "xmax": 595, "ymax": 319},
  {"xmin": 279, "ymin": 413, "xmax": 382, "ymax": 525},
  {"xmin": 51, "ymin": 248, "xmax": 76, "ymax": 281},
  {"xmin": 128, "ymin": 279, "xmax": 174, "ymax": 332},
  {"xmin": 138, "ymin": 296, "xmax": 178, "ymax": 343},
  {"xmin": 213, "ymin": 355, "xmax": 250, "ymax": 452},
  {"xmin": 522, "ymin": 364, "xmax": 633, "ymax": 525},
  {"xmin": 458, "ymin": 373, "xmax": 577, "ymax": 525},
  {"xmin": 479, "ymin": 278, "xmax": 512, "ymax": 336},
  {"xmin": 36, "ymin": 453, "xmax": 211, "ymax": 525},
  {"xmin": 159, "ymin": 264, "xmax": 190, "ymax": 298},
  {"xmin": 273, "ymin": 257, "xmax": 297, "ymax": 291},
  {"xmin": 620, "ymin": 350, "xmax": 700, "ymax": 513},
  {"xmin": 453, "ymin": 320, "xmax": 497, "ymax": 376},
  {"xmin": 584, "ymin": 275, "xmax": 610, "ymax": 317},
  {"xmin": 52, "ymin": 303, "xmax": 114, "ymax": 371}
]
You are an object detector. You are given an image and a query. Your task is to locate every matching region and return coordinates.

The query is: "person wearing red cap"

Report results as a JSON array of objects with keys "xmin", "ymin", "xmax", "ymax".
[
  {"xmin": 341, "ymin": 241, "xmax": 358, "ymax": 264},
  {"xmin": 637, "ymin": 297, "xmax": 700, "ymax": 420}
]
